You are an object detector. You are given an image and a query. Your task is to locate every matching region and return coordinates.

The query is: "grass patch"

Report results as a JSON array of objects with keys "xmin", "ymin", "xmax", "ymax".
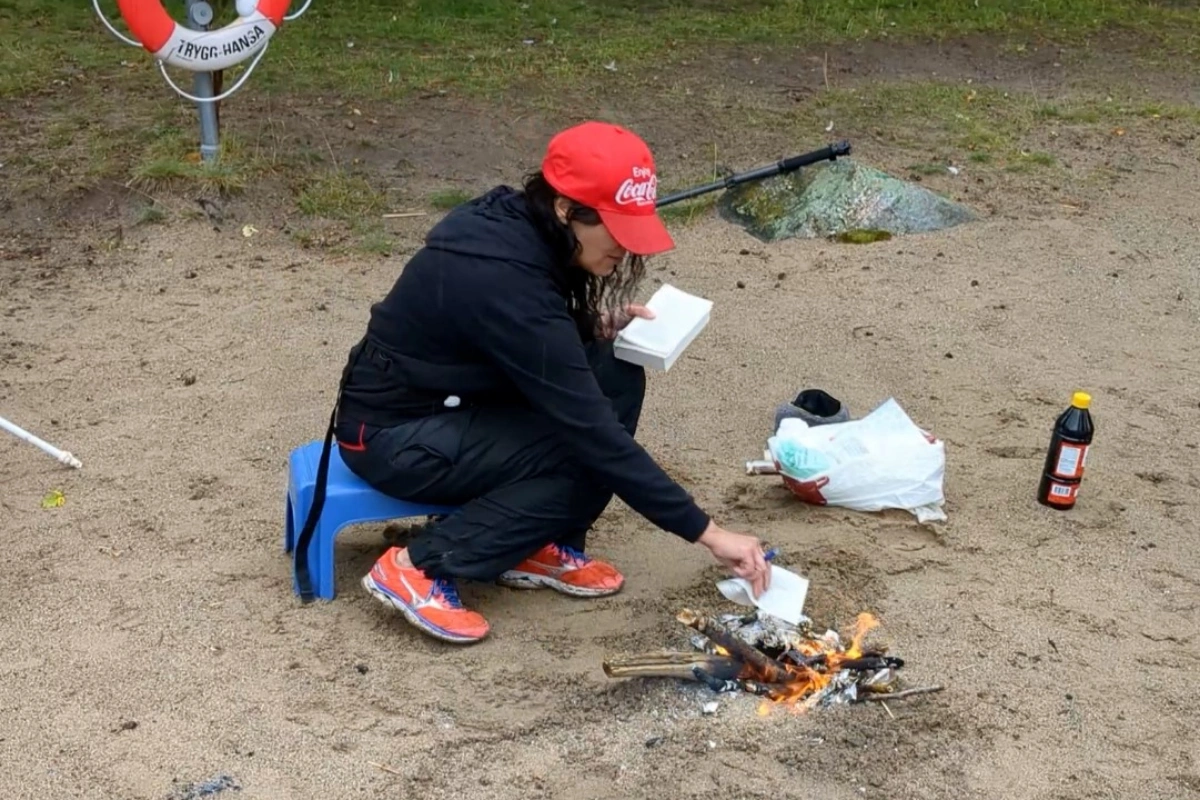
[
  {"xmin": 1006, "ymin": 150, "xmax": 1057, "ymax": 172},
  {"xmin": 291, "ymin": 171, "xmax": 400, "ymax": 253},
  {"xmin": 660, "ymin": 195, "xmax": 719, "ymax": 227},
  {"xmin": 4, "ymin": 0, "xmax": 1199, "ymax": 235},
  {"xmin": 427, "ymin": 188, "xmax": 476, "ymax": 211},
  {"xmin": 656, "ymin": 146, "xmax": 728, "ymax": 226},
  {"xmin": 906, "ymin": 163, "xmax": 949, "ymax": 176},
  {"xmin": 354, "ymin": 224, "xmax": 395, "ymax": 256},
  {"xmin": 134, "ymin": 204, "xmax": 168, "ymax": 225},
  {"xmin": 4, "ymin": 0, "xmax": 1197, "ymax": 101},
  {"xmin": 290, "ymin": 218, "xmax": 396, "ymax": 256},
  {"xmin": 800, "ymin": 82, "xmax": 1200, "ymax": 170},
  {"xmin": 2, "ymin": 94, "xmax": 281, "ymax": 198},
  {"xmin": 296, "ymin": 172, "xmax": 388, "ymax": 219},
  {"xmin": 129, "ymin": 125, "xmax": 274, "ymax": 193}
]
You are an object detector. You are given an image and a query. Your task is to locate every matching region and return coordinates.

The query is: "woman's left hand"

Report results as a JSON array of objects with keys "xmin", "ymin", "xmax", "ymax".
[{"xmin": 598, "ymin": 304, "xmax": 655, "ymax": 339}]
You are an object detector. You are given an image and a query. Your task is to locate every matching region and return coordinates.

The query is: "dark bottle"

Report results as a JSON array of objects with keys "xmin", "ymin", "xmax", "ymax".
[{"xmin": 1037, "ymin": 392, "xmax": 1094, "ymax": 510}]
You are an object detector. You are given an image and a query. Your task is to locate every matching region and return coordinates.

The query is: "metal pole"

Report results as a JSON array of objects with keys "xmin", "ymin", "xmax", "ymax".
[
  {"xmin": 184, "ymin": 0, "xmax": 220, "ymax": 163},
  {"xmin": 656, "ymin": 141, "xmax": 852, "ymax": 208}
]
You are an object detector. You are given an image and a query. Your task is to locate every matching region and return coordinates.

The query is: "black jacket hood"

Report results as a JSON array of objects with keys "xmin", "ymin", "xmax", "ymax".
[{"xmin": 424, "ymin": 186, "xmax": 560, "ymax": 269}]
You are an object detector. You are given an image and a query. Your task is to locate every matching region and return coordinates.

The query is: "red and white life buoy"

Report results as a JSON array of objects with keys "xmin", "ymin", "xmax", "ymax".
[{"xmin": 115, "ymin": 0, "xmax": 291, "ymax": 72}]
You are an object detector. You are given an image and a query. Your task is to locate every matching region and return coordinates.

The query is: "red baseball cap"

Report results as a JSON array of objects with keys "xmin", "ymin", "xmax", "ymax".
[{"xmin": 541, "ymin": 121, "xmax": 675, "ymax": 257}]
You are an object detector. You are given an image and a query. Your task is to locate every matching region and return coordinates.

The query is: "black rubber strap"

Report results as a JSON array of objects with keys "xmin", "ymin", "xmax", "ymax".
[{"xmin": 293, "ymin": 339, "xmax": 364, "ymax": 603}]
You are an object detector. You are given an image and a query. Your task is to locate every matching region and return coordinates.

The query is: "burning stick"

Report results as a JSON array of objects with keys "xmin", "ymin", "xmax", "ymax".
[
  {"xmin": 676, "ymin": 609, "xmax": 792, "ymax": 685},
  {"xmin": 602, "ymin": 652, "xmax": 742, "ymax": 682},
  {"xmin": 690, "ymin": 666, "xmax": 793, "ymax": 698}
]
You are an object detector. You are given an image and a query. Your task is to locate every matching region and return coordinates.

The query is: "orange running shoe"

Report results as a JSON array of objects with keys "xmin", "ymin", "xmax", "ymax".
[
  {"xmin": 497, "ymin": 544, "xmax": 624, "ymax": 598},
  {"xmin": 361, "ymin": 548, "xmax": 490, "ymax": 644}
]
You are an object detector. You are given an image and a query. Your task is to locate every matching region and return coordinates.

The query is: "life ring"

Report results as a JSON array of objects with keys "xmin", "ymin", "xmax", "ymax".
[{"xmin": 115, "ymin": 0, "xmax": 291, "ymax": 72}]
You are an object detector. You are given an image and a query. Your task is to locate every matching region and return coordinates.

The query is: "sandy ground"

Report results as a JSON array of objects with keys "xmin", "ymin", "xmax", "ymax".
[{"xmin": 3, "ymin": 38, "xmax": 1200, "ymax": 800}]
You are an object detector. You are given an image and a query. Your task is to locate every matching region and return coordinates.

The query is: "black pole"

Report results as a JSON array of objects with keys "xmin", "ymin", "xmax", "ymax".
[{"xmin": 656, "ymin": 140, "xmax": 851, "ymax": 208}]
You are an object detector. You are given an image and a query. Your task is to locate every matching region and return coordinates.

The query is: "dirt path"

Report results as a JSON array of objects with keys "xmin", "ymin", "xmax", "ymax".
[{"xmin": 2, "ymin": 36, "xmax": 1199, "ymax": 800}]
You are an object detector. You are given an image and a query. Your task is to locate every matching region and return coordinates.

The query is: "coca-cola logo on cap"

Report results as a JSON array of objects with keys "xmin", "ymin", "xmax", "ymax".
[{"xmin": 614, "ymin": 165, "xmax": 657, "ymax": 207}]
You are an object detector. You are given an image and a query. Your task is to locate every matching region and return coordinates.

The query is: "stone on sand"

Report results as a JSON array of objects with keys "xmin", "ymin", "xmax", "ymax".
[{"xmin": 717, "ymin": 158, "xmax": 979, "ymax": 242}]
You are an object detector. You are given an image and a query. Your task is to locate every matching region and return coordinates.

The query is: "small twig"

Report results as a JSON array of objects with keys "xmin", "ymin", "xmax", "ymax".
[
  {"xmin": 368, "ymin": 761, "xmax": 403, "ymax": 776},
  {"xmin": 881, "ymin": 701, "xmax": 895, "ymax": 720},
  {"xmin": 382, "ymin": 211, "xmax": 427, "ymax": 219},
  {"xmin": 823, "ymin": 51, "xmax": 829, "ymax": 90},
  {"xmin": 860, "ymin": 685, "xmax": 944, "ymax": 702}
]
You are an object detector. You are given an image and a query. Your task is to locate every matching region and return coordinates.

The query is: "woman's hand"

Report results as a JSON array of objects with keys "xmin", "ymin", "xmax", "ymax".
[
  {"xmin": 697, "ymin": 521, "xmax": 771, "ymax": 597},
  {"xmin": 598, "ymin": 304, "xmax": 655, "ymax": 340}
]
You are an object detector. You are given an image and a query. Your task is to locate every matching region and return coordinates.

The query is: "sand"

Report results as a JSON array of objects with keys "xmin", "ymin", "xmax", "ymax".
[{"xmin": 3, "ymin": 40, "xmax": 1200, "ymax": 800}]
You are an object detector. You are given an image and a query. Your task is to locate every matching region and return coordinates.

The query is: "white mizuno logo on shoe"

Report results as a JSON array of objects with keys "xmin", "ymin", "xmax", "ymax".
[
  {"xmin": 530, "ymin": 558, "xmax": 573, "ymax": 576},
  {"xmin": 398, "ymin": 573, "xmax": 441, "ymax": 609}
]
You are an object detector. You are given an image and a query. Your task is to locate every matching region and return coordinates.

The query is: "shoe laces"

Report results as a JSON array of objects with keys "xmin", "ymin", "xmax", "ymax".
[
  {"xmin": 432, "ymin": 578, "xmax": 463, "ymax": 609},
  {"xmin": 553, "ymin": 544, "xmax": 592, "ymax": 569}
]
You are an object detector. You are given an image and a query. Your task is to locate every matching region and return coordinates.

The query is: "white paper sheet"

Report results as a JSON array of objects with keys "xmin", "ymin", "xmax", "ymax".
[{"xmin": 716, "ymin": 564, "xmax": 810, "ymax": 625}]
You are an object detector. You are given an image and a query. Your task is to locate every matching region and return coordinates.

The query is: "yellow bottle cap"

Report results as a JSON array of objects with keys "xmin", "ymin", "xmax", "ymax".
[{"xmin": 1072, "ymin": 391, "xmax": 1091, "ymax": 409}]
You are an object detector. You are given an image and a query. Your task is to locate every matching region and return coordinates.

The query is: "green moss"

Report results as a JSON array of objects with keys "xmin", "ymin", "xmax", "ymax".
[
  {"xmin": 835, "ymin": 229, "xmax": 893, "ymax": 244},
  {"xmin": 725, "ymin": 174, "xmax": 800, "ymax": 224}
]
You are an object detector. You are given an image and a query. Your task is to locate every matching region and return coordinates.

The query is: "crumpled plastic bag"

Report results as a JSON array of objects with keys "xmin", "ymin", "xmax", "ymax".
[{"xmin": 767, "ymin": 398, "xmax": 947, "ymax": 523}]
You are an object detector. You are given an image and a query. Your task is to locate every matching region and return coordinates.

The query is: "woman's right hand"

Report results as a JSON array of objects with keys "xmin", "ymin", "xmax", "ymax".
[{"xmin": 697, "ymin": 521, "xmax": 771, "ymax": 598}]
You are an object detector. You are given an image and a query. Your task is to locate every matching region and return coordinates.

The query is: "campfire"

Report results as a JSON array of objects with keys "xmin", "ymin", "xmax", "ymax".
[{"xmin": 603, "ymin": 609, "xmax": 942, "ymax": 714}]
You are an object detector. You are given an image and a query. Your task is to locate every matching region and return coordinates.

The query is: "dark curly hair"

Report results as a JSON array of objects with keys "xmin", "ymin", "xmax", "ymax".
[{"xmin": 521, "ymin": 171, "xmax": 648, "ymax": 341}]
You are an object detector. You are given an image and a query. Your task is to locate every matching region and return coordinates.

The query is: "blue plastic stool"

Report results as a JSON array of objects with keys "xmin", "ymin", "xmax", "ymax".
[{"xmin": 285, "ymin": 439, "xmax": 457, "ymax": 600}]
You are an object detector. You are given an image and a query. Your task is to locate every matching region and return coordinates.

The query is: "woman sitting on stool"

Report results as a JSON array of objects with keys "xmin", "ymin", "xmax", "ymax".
[{"xmin": 333, "ymin": 121, "xmax": 771, "ymax": 644}]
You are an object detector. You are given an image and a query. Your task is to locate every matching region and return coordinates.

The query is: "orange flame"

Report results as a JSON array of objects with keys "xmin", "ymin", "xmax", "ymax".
[{"xmin": 749, "ymin": 612, "xmax": 881, "ymax": 714}]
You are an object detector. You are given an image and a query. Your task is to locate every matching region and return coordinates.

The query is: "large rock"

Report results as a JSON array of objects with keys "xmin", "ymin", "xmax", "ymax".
[{"xmin": 716, "ymin": 158, "xmax": 979, "ymax": 242}]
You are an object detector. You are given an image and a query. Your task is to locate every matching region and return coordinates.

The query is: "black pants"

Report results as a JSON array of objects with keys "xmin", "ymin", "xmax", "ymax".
[{"xmin": 339, "ymin": 341, "xmax": 645, "ymax": 582}]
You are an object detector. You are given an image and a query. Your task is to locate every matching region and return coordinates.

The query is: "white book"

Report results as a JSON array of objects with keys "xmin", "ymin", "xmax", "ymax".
[{"xmin": 613, "ymin": 283, "xmax": 713, "ymax": 371}]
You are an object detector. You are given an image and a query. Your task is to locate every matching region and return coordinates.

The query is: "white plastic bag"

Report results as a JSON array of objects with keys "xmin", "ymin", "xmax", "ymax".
[{"xmin": 766, "ymin": 398, "xmax": 947, "ymax": 523}]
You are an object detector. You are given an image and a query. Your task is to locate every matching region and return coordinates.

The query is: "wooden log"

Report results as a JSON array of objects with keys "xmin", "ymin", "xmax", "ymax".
[
  {"xmin": 676, "ymin": 609, "xmax": 793, "ymax": 685},
  {"xmin": 603, "ymin": 651, "xmax": 743, "ymax": 681}
]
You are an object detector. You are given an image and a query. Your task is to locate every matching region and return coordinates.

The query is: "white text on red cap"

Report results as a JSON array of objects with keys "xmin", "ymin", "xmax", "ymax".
[{"xmin": 615, "ymin": 166, "xmax": 657, "ymax": 207}]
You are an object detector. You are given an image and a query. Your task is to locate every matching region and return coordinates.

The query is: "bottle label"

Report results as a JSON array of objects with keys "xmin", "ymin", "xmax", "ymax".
[
  {"xmin": 1045, "ymin": 480, "xmax": 1079, "ymax": 506},
  {"xmin": 1054, "ymin": 443, "xmax": 1088, "ymax": 479}
]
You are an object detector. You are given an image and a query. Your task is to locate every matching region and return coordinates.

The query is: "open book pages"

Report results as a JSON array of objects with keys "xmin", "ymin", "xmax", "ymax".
[{"xmin": 613, "ymin": 284, "xmax": 714, "ymax": 371}]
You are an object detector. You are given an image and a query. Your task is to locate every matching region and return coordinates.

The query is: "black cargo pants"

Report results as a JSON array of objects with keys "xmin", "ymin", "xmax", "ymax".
[{"xmin": 338, "ymin": 341, "xmax": 645, "ymax": 582}]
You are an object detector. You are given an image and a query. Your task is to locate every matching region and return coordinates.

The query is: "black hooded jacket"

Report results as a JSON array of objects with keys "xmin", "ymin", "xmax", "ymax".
[{"xmin": 334, "ymin": 186, "xmax": 711, "ymax": 543}]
